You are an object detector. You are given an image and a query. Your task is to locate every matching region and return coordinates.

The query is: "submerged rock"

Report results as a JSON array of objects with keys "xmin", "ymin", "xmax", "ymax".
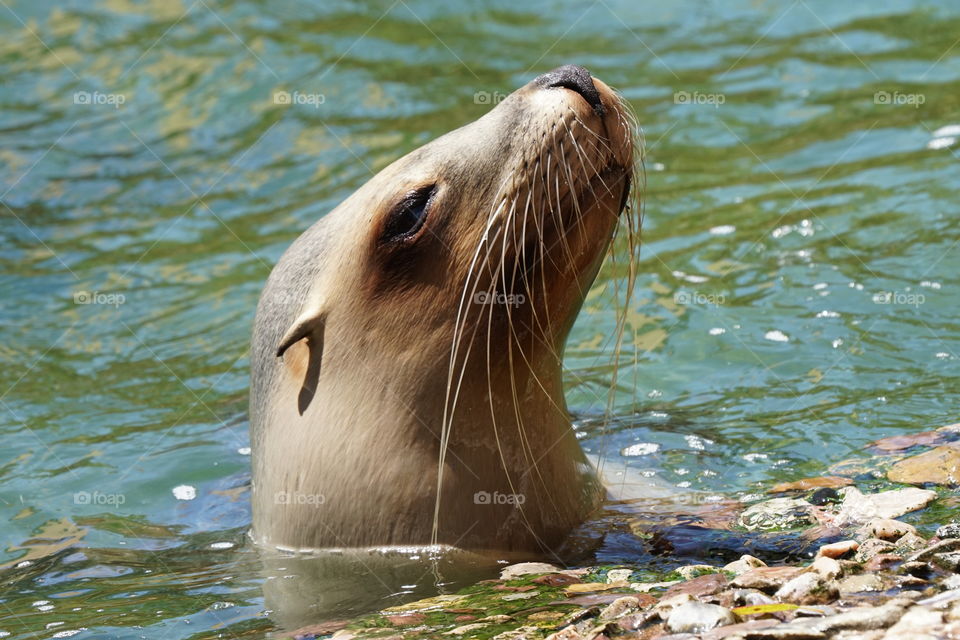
[
  {"xmin": 770, "ymin": 476, "xmax": 853, "ymax": 493},
  {"xmin": 835, "ymin": 486, "xmax": 937, "ymax": 526},
  {"xmin": 500, "ymin": 563, "xmax": 561, "ymax": 580},
  {"xmin": 887, "ymin": 444, "xmax": 960, "ymax": 486},
  {"xmin": 739, "ymin": 497, "xmax": 816, "ymax": 531}
]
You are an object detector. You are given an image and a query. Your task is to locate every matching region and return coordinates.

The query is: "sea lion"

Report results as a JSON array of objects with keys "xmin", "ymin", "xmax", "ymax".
[{"xmin": 250, "ymin": 64, "xmax": 640, "ymax": 558}]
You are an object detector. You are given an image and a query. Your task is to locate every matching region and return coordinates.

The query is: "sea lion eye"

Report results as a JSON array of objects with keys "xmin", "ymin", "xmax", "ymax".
[{"xmin": 382, "ymin": 184, "xmax": 436, "ymax": 243}]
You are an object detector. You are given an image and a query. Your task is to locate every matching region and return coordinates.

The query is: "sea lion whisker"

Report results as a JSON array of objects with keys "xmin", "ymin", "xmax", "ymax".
[{"xmin": 434, "ymin": 193, "xmax": 515, "ymax": 546}]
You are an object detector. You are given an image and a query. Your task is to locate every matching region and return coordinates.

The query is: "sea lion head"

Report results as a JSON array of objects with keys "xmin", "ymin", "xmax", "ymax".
[{"xmin": 250, "ymin": 64, "xmax": 640, "ymax": 553}]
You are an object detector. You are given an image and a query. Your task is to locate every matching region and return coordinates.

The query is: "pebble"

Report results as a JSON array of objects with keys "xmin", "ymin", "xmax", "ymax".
[
  {"xmin": 495, "ymin": 626, "xmax": 540, "ymax": 640},
  {"xmin": 656, "ymin": 593, "xmax": 695, "ymax": 614},
  {"xmin": 887, "ymin": 444, "xmax": 960, "ymax": 486},
  {"xmin": 837, "ymin": 574, "xmax": 885, "ymax": 595},
  {"xmin": 818, "ymin": 540, "xmax": 860, "ymax": 558},
  {"xmin": 895, "ymin": 532, "xmax": 928, "ymax": 553},
  {"xmin": 732, "ymin": 566, "xmax": 805, "ymax": 592},
  {"xmin": 937, "ymin": 523, "xmax": 960, "ymax": 539},
  {"xmin": 795, "ymin": 599, "xmax": 911, "ymax": 634},
  {"xmin": 664, "ymin": 573, "xmax": 728, "ymax": 599},
  {"xmin": 731, "ymin": 589, "xmax": 776, "ymax": 606},
  {"xmin": 384, "ymin": 613, "xmax": 425, "ymax": 626},
  {"xmin": 598, "ymin": 596, "xmax": 639, "ymax": 620},
  {"xmin": 855, "ymin": 539, "xmax": 894, "ymax": 563},
  {"xmin": 445, "ymin": 623, "xmax": 488, "ymax": 635},
  {"xmin": 775, "ymin": 572, "xmax": 839, "ymax": 605},
  {"xmin": 739, "ymin": 497, "xmax": 816, "ymax": 531},
  {"xmin": 677, "ymin": 564, "xmax": 718, "ymax": 579},
  {"xmin": 858, "ymin": 518, "xmax": 917, "ymax": 541},
  {"xmin": 723, "ymin": 554, "xmax": 767, "ymax": 576},
  {"xmin": 812, "ymin": 556, "xmax": 842, "ymax": 580},
  {"xmin": 631, "ymin": 580, "xmax": 681, "ymax": 592},
  {"xmin": 499, "ymin": 562, "xmax": 560, "ymax": 580},
  {"xmin": 664, "ymin": 601, "xmax": 736, "ymax": 634},
  {"xmin": 478, "ymin": 615, "xmax": 513, "ymax": 623},
  {"xmin": 564, "ymin": 582, "xmax": 625, "ymax": 594},
  {"xmin": 881, "ymin": 605, "xmax": 943, "ymax": 639},
  {"xmin": 933, "ymin": 552, "xmax": 960, "ymax": 572},
  {"xmin": 544, "ymin": 627, "xmax": 582, "ymax": 640},
  {"xmin": 835, "ymin": 487, "xmax": 937, "ymax": 526},
  {"xmin": 945, "ymin": 575, "xmax": 960, "ymax": 590},
  {"xmin": 699, "ymin": 619, "xmax": 781, "ymax": 639},
  {"xmin": 863, "ymin": 554, "xmax": 903, "ymax": 572},
  {"xmin": 908, "ymin": 538, "xmax": 960, "ymax": 563},
  {"xmin": 605, "ymin": 568, "xmax": 633, "ymax": 584}
]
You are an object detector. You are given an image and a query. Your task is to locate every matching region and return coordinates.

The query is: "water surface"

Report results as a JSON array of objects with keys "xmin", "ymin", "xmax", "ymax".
[{"xmin": 2, "ymin": 0, "xmax": 959, "ymax": 637}]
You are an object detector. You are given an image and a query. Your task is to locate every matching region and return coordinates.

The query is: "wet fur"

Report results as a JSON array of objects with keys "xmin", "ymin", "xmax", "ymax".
[{"xmin": 250, "ymin": 72, "xmax": 642, "ymax": 558}]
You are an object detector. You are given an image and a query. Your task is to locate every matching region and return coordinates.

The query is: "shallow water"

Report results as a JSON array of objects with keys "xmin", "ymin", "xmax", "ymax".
[{"xmin": 2, "ymin": 0, "xmax": 959, "ymax": 636}]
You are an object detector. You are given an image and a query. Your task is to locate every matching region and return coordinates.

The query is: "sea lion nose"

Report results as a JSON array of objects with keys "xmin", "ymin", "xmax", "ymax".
[{"xmin": 534, "ymin": 64, "xmax": 605, "ymax": 116}]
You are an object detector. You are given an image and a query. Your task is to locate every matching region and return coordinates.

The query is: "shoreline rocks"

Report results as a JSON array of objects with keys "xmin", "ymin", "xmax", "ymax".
[{"xmin": 285, "ymin": 422, "xmax": 960, "ymax": 640}]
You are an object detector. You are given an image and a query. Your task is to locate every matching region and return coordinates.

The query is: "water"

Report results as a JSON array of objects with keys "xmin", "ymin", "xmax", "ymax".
[{"xmin": 2, "ymin": 0, "xmax": 959, "ymax": 636}]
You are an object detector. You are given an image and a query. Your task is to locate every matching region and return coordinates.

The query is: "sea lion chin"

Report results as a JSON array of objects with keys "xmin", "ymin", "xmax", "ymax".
[{"xmin": 249, "ymin": 64, "xmax": 640, "ymax": 557}]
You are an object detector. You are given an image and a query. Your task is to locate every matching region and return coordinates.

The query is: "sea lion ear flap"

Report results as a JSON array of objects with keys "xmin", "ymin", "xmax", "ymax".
[{"xmin": 276, "ymin": 309, "xmax": 326, "ymax": 358}]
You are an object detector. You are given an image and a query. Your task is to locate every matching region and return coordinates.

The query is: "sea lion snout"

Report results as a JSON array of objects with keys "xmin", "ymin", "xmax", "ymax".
[{"xmin": 534, "ymin": 64, "xmax": 605, "ymax": 116}]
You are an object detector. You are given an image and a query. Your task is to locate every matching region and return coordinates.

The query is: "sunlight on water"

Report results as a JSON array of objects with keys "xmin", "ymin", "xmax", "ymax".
[{"xmin": 1, "ymin": 0, "xmax": 959, "ymax": 636}]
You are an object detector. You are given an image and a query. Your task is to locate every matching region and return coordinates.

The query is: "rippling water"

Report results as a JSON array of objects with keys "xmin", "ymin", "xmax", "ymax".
[{"xmin": 2, "ymin": 0, "xmax": 959, "ymax": 636}]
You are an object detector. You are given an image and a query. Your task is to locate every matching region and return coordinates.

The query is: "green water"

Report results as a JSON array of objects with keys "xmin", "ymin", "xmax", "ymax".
[{"xmin": 1, "ymin": 0, "xmax": 959, "ymax": 637}]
